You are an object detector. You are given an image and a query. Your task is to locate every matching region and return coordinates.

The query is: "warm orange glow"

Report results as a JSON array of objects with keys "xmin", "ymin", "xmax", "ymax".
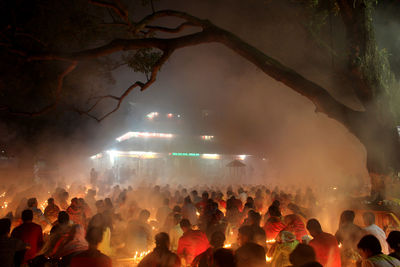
[
  {"xmin": 266, "ymin": 239, "xmax": 276, "ymax": 244},
  {"xmin": 223, "ymin": 243, "xmax": 232, "ymax": 248},
  {"xmin": 266, "ymin": 256, "xmax": 272, "ymax": 262}
]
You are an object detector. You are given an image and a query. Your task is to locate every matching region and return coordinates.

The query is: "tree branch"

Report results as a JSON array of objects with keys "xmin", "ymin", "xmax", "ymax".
[
  {"xmin": 0, "ymin": 61, "xmax": 77, "ymax": 116},
  {"xmin": 89, "ymin": 0, "xmax": 131, "ymax": 26},
  {"xmin": 77, "ymin": 49, "xmax": 173, "ymax": 121}
]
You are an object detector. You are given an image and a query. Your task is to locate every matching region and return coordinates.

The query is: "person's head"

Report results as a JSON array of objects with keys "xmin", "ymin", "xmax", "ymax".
[
  {"xmin": 163, "ymin": 198, "xmax": 169, "ymax": 206},
  {"xmin": 179, "ymin": 219, "xmax": 191, "ymax": 233},
  {"xmin": 202, "ymin": 191, "xmax": 209, "ymax": 201},
  {"xmin": 173, "ymin": 213, "xmax": 182, "ymax": 225},
  {"xmin": 21, "ymin": 209, "xmax": 33, "ymax": 222},
  {"xmin": 85, "ymin": 226, "xmax": 104, "ymax": 247},
  {"xmin": 47, "ymin": 198, "xmax": 55, "ymax": 205},
  {"xmin": 191, "ymin": 190, "xmax": 198, "ymax": 197},
  {"xmin": 358, "ymin": 234, "xmax": 382, "ymax": 258},
  {"xmin": 268, "ymin": 205, "xmax": 281, "ymax": 217},
  {"xmin": 210, "ymin": 231, "xmax": 226, "ymax": 248},
  {"xmin": 173, "ymin": 205, "xmax": 181, "ymax": 214},
  {"xmin": 339, "ymin": 210, "xmax": 355, "ymax": 225},
  {"xmin": 139, "ymin": 209, "xmax": 150, "ymax": 222},
  {"xmin": 95, "ymin": 199, "xmax": 105, "ymax": 213},
  {"xmin": 27, "ymin": 198, "xmax": 37, "ymax": 208},
  {"xmin": 248, "ymin": 210, "xmax": 261, "ymax": 226},
  {"xmin": 0, "ymin": 218, "xmax": 11, "ymax": 236},
  {"xmin": 306, "ymin": 218, "xmax": 323, "ymax": 237},
  {"xmin": 71, "ymin": 197, "xmax": 79, "ymax": 207},
  {"xmin": 238, "ymin": 225, "xmax": 254, "ymax": 246},
  {"xmin": 213, "ymin": 248, "xmax": 235, "ymax": 267},
  {"xmin": 362, "ymin": 212, "xmax": 375, "ymax": 227},
  {"xmin": 387, "ymin": 231, "xmax": 400, "ymax": 252},
  {"xmin": 155, "ymin": 232, "xmax": 170, "ymax": 249},
  {"xmin": 184, "ymin": 196, "xmax": 192, "ymax": 204},
  {"xmin": 89, "ymin": 213, "xmax": 105, "ymax": 230},
  {"xmin": 58, "ymin": 211, "xmax": 69, "ymax": 224},
  {"xmin": 289, "ymin": 244, "xmax": 316, "ymax": 266}
]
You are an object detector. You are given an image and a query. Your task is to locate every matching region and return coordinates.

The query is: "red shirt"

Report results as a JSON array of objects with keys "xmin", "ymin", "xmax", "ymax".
[
  {"xmin": 309, "ymin": 232, "xmax": 341, "ymax": 267},
  {"xmin": 177, "ymin": 230, "xmax": 210, "ymax": 265},
  {"xmin": 11, "ymin": 222, "xmax": 43, "ymax": 263},
  {"xmin": 264, "ymin": 217, "xmax": 286, "ymax": 241},
  {"xmin": 70, "ymin": 249, "xmax": 112, "ymax": 267}
]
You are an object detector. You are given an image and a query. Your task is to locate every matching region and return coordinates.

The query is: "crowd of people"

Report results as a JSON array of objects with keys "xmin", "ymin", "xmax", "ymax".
[{"xmin": 0, "ymin": 176, "xmax": 400, "ymax": 267}]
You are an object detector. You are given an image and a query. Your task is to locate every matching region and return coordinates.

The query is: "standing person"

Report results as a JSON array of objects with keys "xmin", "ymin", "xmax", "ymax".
[
  {"xmin": 125, "ymin": 209, "xmax": 152, "ymax": 252},
  {"xmin": 44, "ymin": 198, "xmax": 60, "ymax": 224},
  {"xmin": 306, "ymin": 219, "xmax": 341, "ymax": 267},
  {"xmin": 235, "ymin": 225, "xmax": 267, "ymax": 267},
  {"xmin": 182, "ymin": 196, "xmax": 198, "ymax": 226},
  {"xmin": 0, "ymin": 218, "xmax": 27, "ymax": 267},
  {"xmin": 283, "ymin": 214, "xmax": 307, "ymax": 242},
  {"xmin": 387, "ymin": 231, "xmax": 400, "ymax": 260},
  {"xmin": 11, "ymin": 209, "xmax": 44, "ymax": 264},
  {"xmin": 27, "ymin": 197, "xmax": 47, "ymax": 225},
  {"xmin": 70, "ymin": 227, "xmax": 112, "ymax": 267},
  {"xmin": 67, "ymin": 198, "xmax": 85, "ymax": 226},
  {"xmin": 357, "ymin": 235, "xmax": 400, "ymax": 267},
  {"xmin": 335, "ymin": 210, "xmax": 366, "ymax": 266},
  {"xmin": 177, "ymin": 219, "xmax": 210, "ymax": 266},
  {"xmin": 191, "ymin": 231, "xmax": 225, "ymax": 267},
  {"xmin": 169, "ymin": 214, "xmax": 184, "ymax": 252},
  {"xmin": 363, "ymin": 212, "xmax": 389, "ymax": 255},
  {"xmin": 138, "ymin": 232, "xmax": 181, "ymax": 267}
]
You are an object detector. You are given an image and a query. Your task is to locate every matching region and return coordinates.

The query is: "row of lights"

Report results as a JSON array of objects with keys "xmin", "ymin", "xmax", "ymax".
[{"xmin": 115, "ymin": 132, "xmax": 216, "ymax": 143}]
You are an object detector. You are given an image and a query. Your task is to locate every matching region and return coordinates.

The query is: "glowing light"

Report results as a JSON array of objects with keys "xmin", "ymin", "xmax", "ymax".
[
  {"xmin": 146, "ymin": 112, "xmax": 159, "ymax": 119},
  {"xmin": 0, "ymin": 192, "xmax": 5, "ymax": 198},
  {"xmin": 223, "ymin": 243, "xmax": 232, "ymax": 248},
  {"xmin": 333, "ymin": 187, "xmax": 337, "ymax": 190},
  {"xmin": 196, "ymin": 211, "xmax": 200, "ymax": 217},
  {"xmin": 201, "ymin": 135, "xmax": 214, "ymax": 140},
  {"xmin": 1, "ymin": 201, "xmax": 8, "ymax": 209},
  {"xmin": 40, "ymin": 200, "xmax": 48, "ymax": 211},
  {"xmin": 167, "ymin": 113, "xmax": 173, "ymax": 118},
  {"xmin": 266, "ymin": 256, "xmax": 273, "ymax": 262},
  {"xmin": 266, "ymin": 239, "xmax": 276, "ymax": 244},
  {"xmin": 171, "ymin": 152, "xmax": 200, "ymax": 157},
  {"xmin": 108, "ymin": 150, "xmax": 158, "ymax": 159},
  {"xmin": 202, "ymin": 154, "xmax": 220, "ymax": 160},
  {"xmin": 116, "ymin": 131, "xmax": 174, "ymax": 142},
  {"xmin": 338, "ymin": 243, "xmax": 342, "ymax": 248},
  {"xmin": 107, "ymin": 150, "xmax": 116, "ymax": 165},
  {"xmin": 237, "ymin": 155, "xmax": 247, "ymax": 160},
  {"xmin": 90, "ymin": 153, "xmax": 103, "ymax": 160}
]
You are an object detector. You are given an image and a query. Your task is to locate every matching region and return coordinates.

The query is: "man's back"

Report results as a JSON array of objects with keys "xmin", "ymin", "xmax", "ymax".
[
  {"xmin": 235, "ymin": 242, "xmax": 267, "ymax": 267},
  {"xmin": 11, "ymin": 222, "xmax": 43, "ymax": 263},
  {"xmin": 364, "ymin": 224, "xmax": 389, "ymax": 254},
  {"xmin": 138, "ymin": 247, "xmax": 181, "ymax": 267},
  {"xmin": 309, "ymin": 232, "xmax": 341, "ymax": 267},
  {"xmin": 0, "ymin": 236, "xmax": 26, "ymax": 267},
  {"xmin": 70, "ymin": 249, "xmax": 112, "ymax": 267},
  {"xmin": 177, "ymin": 230, "xmax": 210, "ymax": 265}
]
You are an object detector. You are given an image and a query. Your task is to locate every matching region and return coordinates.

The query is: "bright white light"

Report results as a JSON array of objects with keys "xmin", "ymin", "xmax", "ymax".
[
  {"xmin": 116, "ymin": 132, "xmax": 174, "ymax": 142},
  {"xmin": 90, "ymin": 153, "xmax": 103, "ymax": 160},
  {"xmin": 202, "ymin": 154, "xmax": 220, "ymax": 159},
  {"xmin": 108, "ymin": 150, "xmax": 157, "ymax": 159},
  {"xmin": 201, "ymin": 135, "xmax": 214, "ymax": 140},
  {"xmin": 146, "ymin": 112, "xmax": 159, "ymax": 119},
  {"xmin": 238, "ymin": 155, "xmax": 247, "ymax": 160},
  {"xmin": 107, "ymin": 150, "xmax": 116, "ymax": 165}
]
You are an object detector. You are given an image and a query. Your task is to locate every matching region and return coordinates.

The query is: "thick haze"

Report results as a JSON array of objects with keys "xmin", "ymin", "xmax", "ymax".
[{"xmin": 5, "ymin": 0, "xmax": 400, "ymax": 189}]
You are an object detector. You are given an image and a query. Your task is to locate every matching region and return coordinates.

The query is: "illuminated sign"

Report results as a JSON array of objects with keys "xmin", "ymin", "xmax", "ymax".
[
  {"xmin": 116, "ymin": 132, "xmax": 174, "ymax": 142},
  {"xmin": 171, "ymin": 152, "xmax": 200, "ymax": 157}
]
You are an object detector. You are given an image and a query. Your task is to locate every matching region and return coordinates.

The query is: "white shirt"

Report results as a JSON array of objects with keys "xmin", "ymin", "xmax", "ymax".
[{"xmin": 364, "ymin": 224, "xmax": 389, "ymax": 255}]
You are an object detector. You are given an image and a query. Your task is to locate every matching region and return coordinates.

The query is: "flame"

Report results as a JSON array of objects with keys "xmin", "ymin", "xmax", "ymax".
[
  {"xmin": 131, "ymin": 250, "xmax": 151, "ymax": 263},
  {"xmin": 338, "ymin": 243, "xmax": 342, "ymax": 248},
  {"xmin": 40, "ymin": 200, "xmax": 48, "ymax": 211},
  {"xmin": 266, "ymin": 239, "xmax": 276, "ymax": 244},
  {"xmin": 223, "ymin": 243, "xmax": 232, "ymax": 248},
  {"xmin": 1, "ymin": 201, "xmax": 8, "ymax": 209},
  {"xmin": 266, "ymin": 256, "xmax": 272, "ymax": 262},
  {"xmin": 196, "ymin": 211, "xmax": 200, "ymax": 217},
  {"xmin": 0, "ymin": 192, "xmax": 6, "ymax": 198}
]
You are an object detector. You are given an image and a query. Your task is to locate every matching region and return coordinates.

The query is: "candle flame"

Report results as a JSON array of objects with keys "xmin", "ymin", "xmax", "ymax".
[
  {"xmin": 223, "ymin": 243, "xmax": 232, "ymax": 248},
  {"xmin": 266, "ymin": 256, "xmax": 272, "ymax": 262}
]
